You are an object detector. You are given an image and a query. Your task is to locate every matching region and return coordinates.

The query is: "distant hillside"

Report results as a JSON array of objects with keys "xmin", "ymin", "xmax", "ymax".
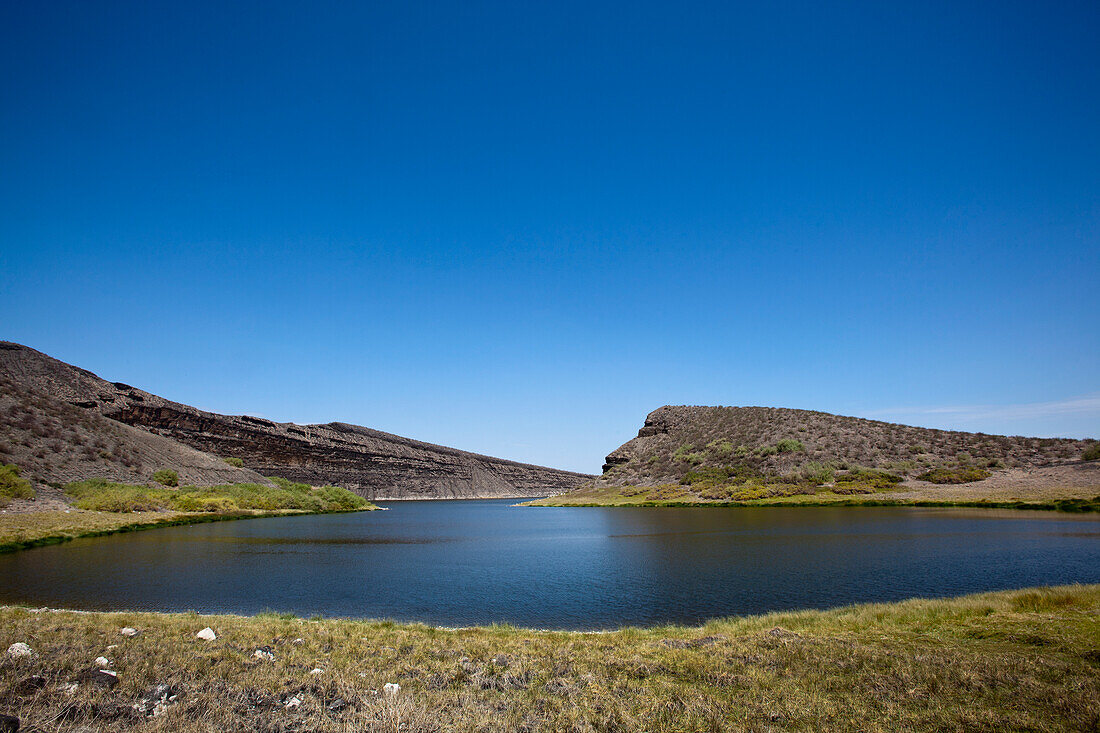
[
  {"xmin": 0, "ymin": 368, "xmax": 267, "ymax": 489},
  {"xmin": 0, "ymin": 343, "xmax": 591, "ymax": 499},
  {"xmin": 599, "ymin": 405, "xmax": 1097, "ymax": 487}
]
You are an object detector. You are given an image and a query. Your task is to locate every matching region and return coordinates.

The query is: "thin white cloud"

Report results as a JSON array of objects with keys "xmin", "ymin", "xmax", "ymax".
[{"xmin": 864, "ymin": 393, "xmax": 1100, "ymax": 423}]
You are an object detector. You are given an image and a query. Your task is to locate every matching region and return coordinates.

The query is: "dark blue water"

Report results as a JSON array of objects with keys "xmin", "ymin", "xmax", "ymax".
[{"xmin": 1, "ymin": 500, "xmax": 1098, "ymax": 628}]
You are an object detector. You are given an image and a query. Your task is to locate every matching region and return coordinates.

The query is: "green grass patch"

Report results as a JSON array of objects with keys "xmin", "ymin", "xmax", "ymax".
[
  {"xmin": 918, "ymin": 466, "xmax": 993, "ymax": 484},
  {"xmin": 64, "ymin": 477, "xmax": 372, "ymax": 513}
]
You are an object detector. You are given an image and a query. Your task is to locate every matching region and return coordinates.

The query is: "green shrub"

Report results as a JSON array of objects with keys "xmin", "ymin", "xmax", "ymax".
[
  {"xmin": 153, "ymin": 469, "xmax": 179, "ymax": 487},
  {"xmin": 917, "ymin": 467, "xmax": 992, "ymax": 484},
  {"xmin": 223, "ymin": 457, "xmax": 244, "ymax": 468},
  {"xmin": 834, "ymin": 468, "xmax": 904, "ymax": 491},
  {"xmin": 1083, "ymin": 443, "xmax": 1100, "ymax": 462},
  {"xmin": 65, "ymin": 479, "xmax": 171, "ymax": 512},
  {"xmin": 800, "ymin": 461, "xmax": 835, "ymax": 485},
  {"xmin": 672, "ymin": 444, "xmax": 696, "ymax": 462},
  {"xmin": 313, "ymin": 485, "xmax": 370, "ymax": 511},
  {"xmin": 706, "ymin": 440, "xmax": 734, "ymax": 459},
  {"xmin": 0, "ymin": 464, "xmax": 34, "ymax": 505},
  {"xmin": 756, "ymin": 445, "xmax": 778, "ymax": 457},
  {"xmin": 775, "ymin": 439, "xmax": 805, "ymax": 454}
]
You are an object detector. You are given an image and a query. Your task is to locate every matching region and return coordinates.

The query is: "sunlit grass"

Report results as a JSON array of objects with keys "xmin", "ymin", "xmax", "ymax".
[{"xmin": 1, "ymin": 584, "xmax": 1097, "ymax": 731}]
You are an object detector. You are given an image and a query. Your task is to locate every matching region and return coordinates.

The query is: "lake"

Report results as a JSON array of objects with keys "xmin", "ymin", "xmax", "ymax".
[{"xmin": 1, "ymin": 500, "xmax": 1098, "ymax": 629}]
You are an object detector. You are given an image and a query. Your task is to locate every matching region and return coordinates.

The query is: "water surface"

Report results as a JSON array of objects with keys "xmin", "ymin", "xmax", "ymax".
[{"xmin": 1, "ymin": 500, "xmax": 1098, "ymax": 628}]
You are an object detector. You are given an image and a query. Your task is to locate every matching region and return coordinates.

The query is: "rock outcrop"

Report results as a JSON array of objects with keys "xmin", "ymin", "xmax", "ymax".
[{"xmin": 0, "ymin": 342, "xmax": 591, "ymax": 499}]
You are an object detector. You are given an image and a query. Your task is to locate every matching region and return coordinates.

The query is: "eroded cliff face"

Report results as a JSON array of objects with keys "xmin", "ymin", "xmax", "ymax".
[{"xmin": 0, "ymin": 343, "xmax": 592, "ymax": 499}]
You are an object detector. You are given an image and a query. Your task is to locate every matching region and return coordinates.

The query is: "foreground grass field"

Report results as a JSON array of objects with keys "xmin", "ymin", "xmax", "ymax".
[{"xmin": 1, "ymin": 585, "xmax": 1098, "ymax": 732}]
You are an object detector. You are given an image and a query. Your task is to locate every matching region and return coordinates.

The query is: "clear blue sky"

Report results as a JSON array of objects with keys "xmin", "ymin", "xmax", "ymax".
[{"xmin": 2, "ymin": 1, "xmax": 1097, "ymax": 473}]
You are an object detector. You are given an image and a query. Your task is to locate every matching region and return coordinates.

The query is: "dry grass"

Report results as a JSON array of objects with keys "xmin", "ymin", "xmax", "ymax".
[{"xmin": 1, "ymin": 585, "xmax": 1098, "ymax": 731}]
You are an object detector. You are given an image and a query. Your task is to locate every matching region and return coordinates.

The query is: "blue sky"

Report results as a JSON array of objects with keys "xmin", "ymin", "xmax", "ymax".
[{"xmin": 2, "ymin": 1, "xmax": 1097, "ymax": 473}]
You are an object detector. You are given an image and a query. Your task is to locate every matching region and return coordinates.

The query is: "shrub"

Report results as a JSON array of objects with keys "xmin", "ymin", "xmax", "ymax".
[
  {"xmin": 672, "ymin": 444, "xmax": 696, "ymax": 462},
  {"xmin": 223, "ymin": 457, "xmax": 244, "ymax": 468},
  {"xmin": 800, "ymin": 461, "xmax": 835, "ymax": 485},
  {"xmin": 917, "ymin": 467, "xmax": 992, "ymax": 484},
  {"xmin": 313, "ymin": 486, "xmax": 370, "ymax": 510},
  {"xmin": 153, "ymin": 469, "xmax": 179, "ymax": 487},
  {"xmin": 0, "ymin": 464, "xmax": 34, "ymax": 505},
  {"xmin": 775, "ymin": 439, "xmax": 805, "ymax": 454},
  {"xmin": 834, "ymin": 468, "xmax": 904, "ymax": 491},
  {"xmin": 65, "ymin": 479, "xmax": 171, "ymax": 512},
  {"xmin": 706, "ymin": 440, "xmax": 734, "ymax": 459},
  {"xmin": 1083, "ymin": 443, "xmax": 1100, "ymax": 462}
]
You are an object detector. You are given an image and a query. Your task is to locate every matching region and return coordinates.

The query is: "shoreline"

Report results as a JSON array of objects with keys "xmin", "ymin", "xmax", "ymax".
[
  {"xmin": 0, "ymin": 505, "xmax": 377, "ymax": 555},
  {"xmin": 525, "ymin": 493, "xmax": 1100, "ymax": 512}
]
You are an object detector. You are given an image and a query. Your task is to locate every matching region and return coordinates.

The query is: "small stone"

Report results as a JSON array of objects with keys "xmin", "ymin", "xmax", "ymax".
[
  {"xmin": 382, "ymin": 682, "xmax": 400, "ymax": 697},
  {"xmin": 7, "ymin": 643, "xmax": 34, "ymax": 660},
  {"xmin": 195, "ymin": 628, "xmax": 216, "ymax": 641},
  {"xmin": 253, "ymin": 649, "xmax": 274, "ymax": 661},
  {"xmin": 0, "ymin": 713, "xmax": 18, "ymax": 733},
  {"xmin": 284, "ymin": 696, "xmax": 301, "ymax": 709},
  {"xmin": 309, "ymin": 668, "xmax": 323, "ymax": 675},
  {"xmin": 327, "ymin": 698, "xmax": 347, "ymax": 713},
  {"xmin": 120, "ymin": 627, "xmax": 138, "ymax": 637},
  {"xmin": 78, "ymin": 669, "xmax": 119, "ymax": 689},
  {"xmin": 292, "ymin": 638, "xmax": 304, "ymax": 645},
  {"xmin": 106, "ymin": 644, "xmax": 119, "ymax": 650},
  {"xmin": 95, "ymin": 657, "xmax": 110, "ymax": 668}
]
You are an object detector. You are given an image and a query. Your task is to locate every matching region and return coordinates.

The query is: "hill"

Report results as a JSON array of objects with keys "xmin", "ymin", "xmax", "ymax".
[
  {"xmin": 534, "ymin": 405, "xmax": 1099, "ymax": 506},
  {"xmin": 0, "ymin": 343, "xmax": 591, "ymax": 500}
]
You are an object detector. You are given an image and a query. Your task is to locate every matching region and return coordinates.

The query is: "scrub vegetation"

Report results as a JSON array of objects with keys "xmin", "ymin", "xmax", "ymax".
[
  {"xmin": 0, "ymin": 478, "xmax": 376, "ymax": 553},
  {"xmin": 1, "ymin": 584, "xmax": 1098, "ymax": 732},
  {"xmin": 0, "ymin": 464, "xmax": 34, "ymax": 507},
  {"xmin": 64, "ymin": 477, "xmax": 370, "ymax": 514}
]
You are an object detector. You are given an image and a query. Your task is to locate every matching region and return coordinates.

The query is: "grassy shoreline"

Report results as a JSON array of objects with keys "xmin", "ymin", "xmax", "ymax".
[
  {"xmin": 525, "ymin": 487, "xmax": 1100, "ymax": 512},
  {"xmin": 2, "ymin": 584, "xmax": 1098, "ymax": 731},
  {"xmin": 0, "ymin": 505, "xmax": 378, "ymax": 554}
]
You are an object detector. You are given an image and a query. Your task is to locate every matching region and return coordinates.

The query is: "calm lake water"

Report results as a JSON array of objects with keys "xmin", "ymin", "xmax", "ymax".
[{"xmin": 2, "ymin": 500, "xmax": 1099, "ymax": 629}]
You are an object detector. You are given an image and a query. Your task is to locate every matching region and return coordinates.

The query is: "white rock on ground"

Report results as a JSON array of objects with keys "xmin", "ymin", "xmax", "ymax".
[
  {"xmin": 195, "ymin": 628, "xmax": 216, "ymax": 641},
  {"xmin": 309, "ymin": 668, "xmax": 324, "ymax": 675},
  {"xmin": 285, "ymin": 697, "xmax": 301, "ymax": 709},
  {"xmin": 95, "ymin": 657, "xmax": 110, "ymax": 668},
  {"xmin": 7, "ymin": 643, "xmax": 34, "ymax": 659},
  {"xmin": 383, "ymin": 682, "xmax": 401, "ymax": 696},
  {"xmin": 253, "ymin": 649, "xmax": 274, "ymax": 661},
  {"xmin": 120, "ymin": 627, "xmax": 138, "ymax": 637}
]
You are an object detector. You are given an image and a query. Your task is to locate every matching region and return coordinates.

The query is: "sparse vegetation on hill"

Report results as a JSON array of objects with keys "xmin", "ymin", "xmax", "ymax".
[
  {"xmin": 1, "ymin": 584, "xmax": 1098, "ymax": 732},
  {"xmin": 64, "ymin": 477, "xmax": 371, "ymax": 514},
  {"xmin": 0, "ymin": 371, "xmax": 265, "ymax": 490},
  {"xmin": 1084, "ymin": 443, "xmax": 1100, "ymax": 461},
  {"xmin": 575, "ymin": 406, "xmax": 1100, "ymax": 506},
  {"xmin": 602, "ymin": 406, "xmax": 1092, "ymax": 488}
]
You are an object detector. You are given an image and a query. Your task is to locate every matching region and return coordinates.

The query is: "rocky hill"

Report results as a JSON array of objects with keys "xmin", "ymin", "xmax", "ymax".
[
  {"xmin": 599, "ymin": 405, "xmax": 1097, "ymax": 488},
  {"xmin": 0, "ymin": 343, "xmax": 591, "ymax": 499}
]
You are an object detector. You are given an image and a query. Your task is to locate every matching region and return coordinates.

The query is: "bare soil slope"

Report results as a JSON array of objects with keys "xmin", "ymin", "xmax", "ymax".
[{"xmin": 0, "ymin": 343, "xmax": 591, "ymax": 500}]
